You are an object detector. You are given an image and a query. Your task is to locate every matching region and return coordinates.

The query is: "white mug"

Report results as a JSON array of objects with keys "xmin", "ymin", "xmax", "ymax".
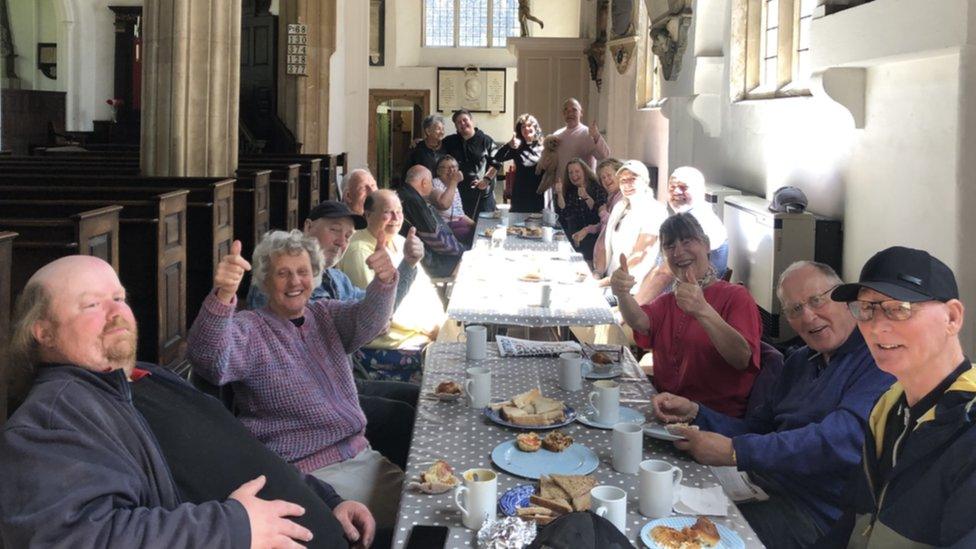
[
  {"xmin": 540, "ymin": 284, "xmax": 552, "ymax": 308},
  {"xmin": 612, "ymin": 422, "xmax": 643, "ymax": 474},
  {"xmin": 465, "ymin": 367, "xmax": 492, "ymax": 409},
  {"xmin": 542, "ymin": 226, "xmax": 554, "ymax": 243},
  {"xmin": 588, "ymin": 380, "xmax": 620, "ymax": 424},
  {"xmin": 590, "ymin": 485, "xmax": 627, "ymax": 534},
  {"xmin": 454, "ymin": 468, "xmax": 498, "ymax": 530},
  {"xmin": 558, "ymin": 352, "xmax": 584, "ymax": 392},
  {"xmin": 497, "ymin": 204, "xmax": 511, "ymax": 226},
  {"xmin": 465, "ymin": 325, "xmax": 487, "ymax": 360},
  {"xmin": 639, "ymin": 459, "xmax": 683, "ymax": 518}
]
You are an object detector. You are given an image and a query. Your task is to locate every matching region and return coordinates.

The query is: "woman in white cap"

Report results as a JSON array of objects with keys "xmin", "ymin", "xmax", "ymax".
[
  {"xmin": 667, "ymin": 166, "xmax": 729, "ymax": 275},
  {"xmin": 599, "ymin": 160, "xmax": 668, "ymax": 291}
]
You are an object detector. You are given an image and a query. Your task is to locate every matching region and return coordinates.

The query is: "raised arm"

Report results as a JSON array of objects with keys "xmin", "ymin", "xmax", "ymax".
[
  {"xmin": 675, "ymin": 271, "xmax": 754, "ymax": 371},
  {"xmin": 187, "ymin": 240, "xmax": 261, "ymax": 385}
]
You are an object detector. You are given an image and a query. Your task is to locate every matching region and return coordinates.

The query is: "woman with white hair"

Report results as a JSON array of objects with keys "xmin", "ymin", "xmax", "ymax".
[
  {"xmin": 404, "ymin": 114, "xmax": 446, "ymax": 176},
  {"xmin": 599, "ymin": 160, "xmax": 668, "ymax": 290},
  {"xmin": 187, "ymin": 229, "xmax": 403, "ymax": 530},
  {"xmin": 667, "ymin": 166, "xmax": 729, "ymax": 275}
]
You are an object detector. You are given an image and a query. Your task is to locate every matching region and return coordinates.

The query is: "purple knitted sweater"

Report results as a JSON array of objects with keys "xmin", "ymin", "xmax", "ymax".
[{"xmin": 187, "ymin": 274, "xmax": 397, "ymax": 473}]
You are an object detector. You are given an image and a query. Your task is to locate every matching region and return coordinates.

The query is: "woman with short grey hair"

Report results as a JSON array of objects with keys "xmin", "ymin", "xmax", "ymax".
[
  {"xmin": 187, "ymin": 229, "xmax": 405, "ymax": 530},
  {"xmin": 404, "ymin": 114, "xmax": 446, "ymax": 178}
]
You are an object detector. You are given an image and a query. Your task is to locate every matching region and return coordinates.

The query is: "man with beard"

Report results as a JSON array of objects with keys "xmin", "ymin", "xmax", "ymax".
[{"xmin": 0, "ymin": 256, "xmax": 374, "ymax": 548}]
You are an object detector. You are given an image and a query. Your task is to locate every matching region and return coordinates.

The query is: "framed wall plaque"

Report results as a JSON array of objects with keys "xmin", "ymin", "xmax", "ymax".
[
  {"xmin": 286, "ymin": 23, "xmax": 308, "ymax": 76},
  {"xmin": 436, "ymin": 66, "xmax": 506, "ymax": 114}
]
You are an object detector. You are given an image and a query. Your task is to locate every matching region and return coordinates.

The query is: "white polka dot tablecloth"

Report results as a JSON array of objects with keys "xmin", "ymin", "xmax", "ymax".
[
  {"xmin": 449, "ymin": 212, "xmax": 616, "ymax": 327},
  {"xmin": 392, "ymin": 343, "xmax": 765, "ymax": 548}
]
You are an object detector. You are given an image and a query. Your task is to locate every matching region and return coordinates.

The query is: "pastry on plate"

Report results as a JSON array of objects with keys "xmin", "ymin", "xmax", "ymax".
[
  {"xmin": 650, "ymin": 525, "xmax": 693, "ymax": 549},
  {"xmin": 541, "ymin": 431, "xmax": 573, "ymax": 452},
  {"xmin": 516, "ymin": 432, "xmax": 542, "ymax": 452},
  {"xmin": 408, "ymin": 459, "xmax": 459, "ymax": 494},
  {"xmin": 687, "ymin": 517, "xmax": 720, "ymax": 547},
  {"xmin": 590, "ymin": 351, "xmax": 614, "ymax": 365},
  {"xmin": 435, "ymin": 380, "xmax": 462, "ymax": 395}
]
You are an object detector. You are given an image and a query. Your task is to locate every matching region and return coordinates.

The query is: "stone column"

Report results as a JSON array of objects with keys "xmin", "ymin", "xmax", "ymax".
[
  {"xmin": 277, "ymin": 0, "xmax": 335, "ymax": 154},
  {"xmin": 140, "ymin": 0, "xmax": 241, "ymax": 176}
]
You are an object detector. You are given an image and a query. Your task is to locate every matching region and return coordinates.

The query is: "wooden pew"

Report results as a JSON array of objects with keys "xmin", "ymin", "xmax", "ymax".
[
  {"xmin": 241, "ymin": 154, "xmax": 324, "ymax": 219},
  {"xmin": 0, "ymin": 194, "xmax": 188, "ymax": 369},
  {"xmin": 237, "ymin": 161, "xmax": 300, "ymax": 230},
  {"xmin": 0, "ymin": 183, "xmax": 231, "ymax": 320},
  {"xmin": 1, "ymin": 231, "xmax": 16, "ymax": 427}
]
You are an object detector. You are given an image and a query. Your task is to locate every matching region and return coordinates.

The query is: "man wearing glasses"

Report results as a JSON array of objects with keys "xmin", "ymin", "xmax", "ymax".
[
  {"xmin": 830, "ymin": 246, "xmax": 976, "ymax": 548},
  {"xmin": 652, "ymin": 260, "xmax": 894, "ymax": 548}
]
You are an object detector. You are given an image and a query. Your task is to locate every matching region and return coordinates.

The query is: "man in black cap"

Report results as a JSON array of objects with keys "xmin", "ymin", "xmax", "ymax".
[
  {"xmin": 247, "ymin": 200, "xmax": 423, "ymax": 469},
  {"xmin": 830, "ymin": 246, "xmax": 976, "ymax": 548}
]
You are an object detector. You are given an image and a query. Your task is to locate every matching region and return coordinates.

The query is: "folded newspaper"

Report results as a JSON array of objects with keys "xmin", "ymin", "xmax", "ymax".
[{"xmin": 495, "ymin": 336, "xmax": 582, "ymax": 357}]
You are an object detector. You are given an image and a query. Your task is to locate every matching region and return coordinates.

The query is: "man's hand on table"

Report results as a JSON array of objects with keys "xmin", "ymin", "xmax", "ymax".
[
  {"xmin": 671, "ymin": 427, "xmax": 736, "ymax": 467},
  {"xmin": 333, "ymin": 500, "xmax": 376, "ymax": 549}
]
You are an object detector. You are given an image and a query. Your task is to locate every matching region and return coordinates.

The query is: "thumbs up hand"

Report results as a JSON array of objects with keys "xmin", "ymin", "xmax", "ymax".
[
  {"xmin": 674, "ymin": 266, "xmax": 707, "ymax": 317},
  {"xmin": 215, "ymin": 240, "xmax": 252, "ymax": 303},
  {"xmin": 610, "ymin": 253, "xmax": 636, "ymax": 297},
  {"xmin": 366, "ymin": 230, "xmax": 396, "ymax": 283},
  {"xmin": 403, "ymin": 226, "xmax": 425, "ymax": 267}
]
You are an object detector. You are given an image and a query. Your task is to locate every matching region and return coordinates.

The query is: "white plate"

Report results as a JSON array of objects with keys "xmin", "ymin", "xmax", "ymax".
[
  {"xmin": 640, "ymin": 517, "xmax": 744, "ymax": 549},
  {"xmin": 576, "ymin": 405, "xmax": 645, "ymax": 430},
  {"xmin": 643, "ymin": 423, "xmax": 688, "ymax": 441}
]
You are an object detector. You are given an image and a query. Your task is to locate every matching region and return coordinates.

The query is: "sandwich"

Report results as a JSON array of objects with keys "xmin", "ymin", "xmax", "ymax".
[{"xmin": 496, "ymin": 389, "xmax": 566, "ymax": 426}]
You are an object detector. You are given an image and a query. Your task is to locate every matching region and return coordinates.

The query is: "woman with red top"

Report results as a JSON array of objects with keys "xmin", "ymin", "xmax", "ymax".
[{"xmin": 611, "ymin": 213, "xmax": 761, "ymax": 417}]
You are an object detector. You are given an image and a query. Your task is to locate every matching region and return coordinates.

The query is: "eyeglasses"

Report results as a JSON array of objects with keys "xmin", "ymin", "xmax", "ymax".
[
  {"xmin": 848, "ymin": 300, "xmax": 916, "ymax": 322},
  {"xmin": 783, "ymin": 286, "xmax": 837, "ymax": 319}
]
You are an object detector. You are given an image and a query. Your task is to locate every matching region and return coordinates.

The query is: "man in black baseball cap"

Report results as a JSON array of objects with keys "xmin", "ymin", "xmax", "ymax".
[{"xmin": 829, "ymin": 246, "xmax": 976, "ymax": 548}]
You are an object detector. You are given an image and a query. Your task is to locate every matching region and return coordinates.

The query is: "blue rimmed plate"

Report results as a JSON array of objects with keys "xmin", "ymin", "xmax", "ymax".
[
  {"xmin": 498, "ymin": 484, "xmax": 535, "ymax": 516},
  {"xmin": 490, "ymin": 440, "xmax": 599, "ymax": 480},
  {"xmin": 483, "ymin": 405, "xmax": 577, "ymax": 430},
  {"xmin": 640, "ymin": 517, "xmax": 745, "ymax": 549},
  {"xmin": 581, "ymin": 360, "xmax": 623, "ymax": 380},
  {"xmin": 576, "ymin": 405, "xmax": 645, "ymax": 430}
]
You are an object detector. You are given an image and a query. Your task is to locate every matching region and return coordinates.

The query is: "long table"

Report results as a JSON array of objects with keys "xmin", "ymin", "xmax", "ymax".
[
  {"xmin": 447, "ymin": 212, "xmax": 616, "ymax": 327},
  {"xmin": 392, "ymin": 342, "xmax": 763, "ymax": 548}
]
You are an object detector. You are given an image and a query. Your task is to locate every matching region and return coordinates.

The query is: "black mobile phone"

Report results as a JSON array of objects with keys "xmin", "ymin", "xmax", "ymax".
[{"xmin": 405, "ymin": 524, "xmax": 450, "ymax": 549}]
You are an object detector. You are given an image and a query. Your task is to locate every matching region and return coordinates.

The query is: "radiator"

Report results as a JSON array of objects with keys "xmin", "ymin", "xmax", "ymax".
[{"xmin": 724, "ymin": 195, "xmax": 815, "ymax": 340}]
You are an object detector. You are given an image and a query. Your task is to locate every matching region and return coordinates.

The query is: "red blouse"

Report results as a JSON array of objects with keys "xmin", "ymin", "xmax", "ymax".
[{"xmin": 633, "ymin": 281, "xmax": 762, "ymax": 417}]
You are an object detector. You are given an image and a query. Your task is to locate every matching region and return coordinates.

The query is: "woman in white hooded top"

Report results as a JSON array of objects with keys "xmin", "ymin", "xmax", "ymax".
[{"xmin": 601, "ymin": 160, "xmax": 668, "ymax": 293}]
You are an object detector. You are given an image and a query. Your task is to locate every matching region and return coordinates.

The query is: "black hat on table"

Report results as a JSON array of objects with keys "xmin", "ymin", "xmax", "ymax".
[
  {"xmin": 832, "ymin": 246, "xmax": 959, "ymax": 303},
  {"xmin": 307, "ymin": 200, "xmax": 367, "ymax": 230}
]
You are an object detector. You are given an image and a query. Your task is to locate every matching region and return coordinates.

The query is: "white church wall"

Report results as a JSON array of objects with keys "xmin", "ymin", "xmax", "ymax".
[{"xmin": 8, "ymin": 0, "xmax": 62, "ymax": 92}]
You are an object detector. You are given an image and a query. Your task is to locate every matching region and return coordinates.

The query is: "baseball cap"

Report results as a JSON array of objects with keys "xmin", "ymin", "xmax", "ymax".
[
  {"xmin": 831, "ymin": 246, "xmax": 959, "ymax": 303},
  {"xmin": 616, "ymin": 160, "xmax": 650, "ymax": 182},
  {"xmin": 307, "ymin": 200, "xmax": 366, "ymax": 230},
  {"xmin": 769, "ymin": 186, "xmax": 808, "ymax": 213}
]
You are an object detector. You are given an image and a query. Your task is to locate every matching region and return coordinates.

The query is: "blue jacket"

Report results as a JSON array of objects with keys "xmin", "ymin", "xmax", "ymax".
[
  {"xmin": 695, "ymin": 329, "xmax": 894, "ymax": 528},
  {"xmin": 0, "ymin": 363, "xmax": 341, "ymax": 548}
]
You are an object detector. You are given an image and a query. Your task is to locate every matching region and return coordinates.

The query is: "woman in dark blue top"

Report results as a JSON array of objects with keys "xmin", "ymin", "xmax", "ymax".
[{"xmin": 555, "ymin": 157, "xmax": 607, "ymax": 259}]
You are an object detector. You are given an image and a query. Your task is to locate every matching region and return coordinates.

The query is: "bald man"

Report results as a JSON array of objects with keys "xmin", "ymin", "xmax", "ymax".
[
  {"xmin": 552, "ymin": 98, "xmax": 610, "ymax": 191},
  {"xmin": 342, "ymin": 168, "xmax": 379, "ymax": 216},
  {"xmin": 0, "ymin": 256, "xmax": 375, "ymax": 548},
  {"xmin": 397, "ymin": 165, "xmax": 465, "ymax": 278}
]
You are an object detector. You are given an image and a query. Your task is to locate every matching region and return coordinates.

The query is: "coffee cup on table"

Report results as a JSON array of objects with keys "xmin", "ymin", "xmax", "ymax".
[
  {"xmin": 465, "ymin": 367, "xmax": 492, "ymax": 409},
  {"xmin": 542, "ymin": 226, "xmax": 554, "ymax": 243},
  {"xmin": 590, "ymin": 485, "xmax": 627, "ymax": 534},
  {"xmin": 465, "ymin": 325, "xmax": 487, "ymax": 360},
  {"xmin": 588, "ymin": 380, "xmax": 620, "ymax": 424},
  {"xmin": 612, "ymin": 422, "xmax": 643, "ymax": 474},
  {"xmin": 639, "ymin": 459, "xmax": 683, "ymax": 518},
  {"xmin": 557, "ymin": 352, "xmax": 584, "ymax": 391},
  {"xmin": 454, "ymin": 468, "xmax": 498, "ymax": 530}
]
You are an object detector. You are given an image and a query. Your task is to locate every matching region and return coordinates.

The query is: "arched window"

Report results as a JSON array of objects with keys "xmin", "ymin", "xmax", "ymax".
[{"xmin": 423, "ymin": 0, "xmax": 519, "ymax": 48}]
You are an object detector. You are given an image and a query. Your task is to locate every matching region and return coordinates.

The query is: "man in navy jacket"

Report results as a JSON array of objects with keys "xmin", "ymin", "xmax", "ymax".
[
  {"xmin": 0, "ymin": 255, "xmax": 375, "ymax": 548},
  {"xmin": 653, "ymin": 261, "xmax": 894, "ymax": 548}
]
